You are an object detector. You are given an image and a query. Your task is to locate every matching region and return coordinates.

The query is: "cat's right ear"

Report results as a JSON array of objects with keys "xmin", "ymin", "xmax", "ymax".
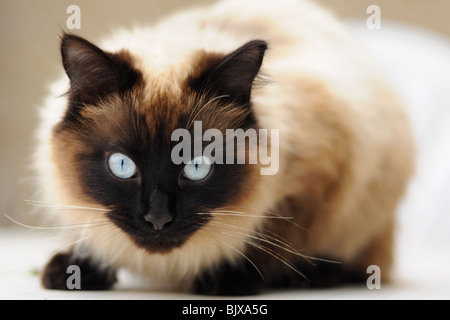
[
  {"xmin": 60, "ymin": 33, "xmax": 141, "ymax": 115},
  {"xmin": 187, "ymin": 40, "xmax": 267, "ymax": 106}
]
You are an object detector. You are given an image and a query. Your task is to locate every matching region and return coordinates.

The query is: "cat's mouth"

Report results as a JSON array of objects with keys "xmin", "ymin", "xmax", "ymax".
[
  {"xmin": 131, "ymin": 233, "xmax": 186, "ymax": 254},
  {"xmin": 109, "ymin": 213, "xmax": 210, "ymax": 254},
  {"xmin": 115, "ymin": 226, "xmax": 189, "ymax": 254}
]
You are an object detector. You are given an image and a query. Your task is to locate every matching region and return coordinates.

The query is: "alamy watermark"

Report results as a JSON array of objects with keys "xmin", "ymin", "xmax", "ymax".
[
  {"xmin": 66, "ymin": 265, "xmax": 81, "ymax": 290},
  {"xmin": 66, "ymin": 5, "xmax": 81, "ymax": 30},
  {"xmin": 367, "ymin": 5, "xmax": 381, "ymax": 30},
  {"xmin": 366, "ymin": 265, "xmax": 381, "ymax": 290},
  {"xmin": 171, "ymin": 121, "xmax": 279, "ymax": 175},
  {"xmin": 67, "ymin": 4, "xmax": 381, "ymax": 31}
]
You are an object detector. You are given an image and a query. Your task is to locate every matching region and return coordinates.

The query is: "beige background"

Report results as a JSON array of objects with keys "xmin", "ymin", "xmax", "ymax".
[{"xmin": 1, "ymin": 0, "xmax": 450, "ymax": 225}]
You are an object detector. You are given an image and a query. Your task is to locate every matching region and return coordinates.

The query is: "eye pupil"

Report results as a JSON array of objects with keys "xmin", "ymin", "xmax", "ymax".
[
  {"xmin": 183, "ymin": 156, "xmax": 212, "ymax": 181},
  {"xmin": 108, "ymin": 153, "xmax": 136, "ymax": 179}
]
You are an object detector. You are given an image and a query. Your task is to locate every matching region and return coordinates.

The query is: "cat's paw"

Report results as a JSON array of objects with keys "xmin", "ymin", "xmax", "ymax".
[
  {"xmin": 41, "ymin": 252, "xmax": 117, "ymax": 290},
  {"xmin": 193, "ymin": 261, "xmax": 265, "ymax": 296}
]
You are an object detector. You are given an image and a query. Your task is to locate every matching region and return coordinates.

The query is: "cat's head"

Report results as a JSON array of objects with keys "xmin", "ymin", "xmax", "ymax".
[{"xmin": 50, "ymin": 34, "xmax": 268, "ymax": 254}]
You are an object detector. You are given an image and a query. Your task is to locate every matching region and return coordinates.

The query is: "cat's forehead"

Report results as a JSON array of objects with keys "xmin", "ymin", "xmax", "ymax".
[
  {"xmin": 135, "ymin": 50, "xmax": 206, "ymax": 121},
  {"xmin": 70, "ymin": 47, "xmax": 254, "ymax": 147},
  {"xmin": 131, "ymin": 59, "xmax": 249, "ymax": 136},
  {"xmin": 138, "ymin": 72, "xmax": 191, "ymax": 131}
]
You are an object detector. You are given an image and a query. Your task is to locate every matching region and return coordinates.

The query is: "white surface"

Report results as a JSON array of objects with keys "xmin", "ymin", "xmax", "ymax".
[
  {"xmin": 0, "ymin": 228, "xmax": 449, "ymax": 300},
  {"xmin": 1, "ymin": 21, "xmax": 450, "ymax": 300}
]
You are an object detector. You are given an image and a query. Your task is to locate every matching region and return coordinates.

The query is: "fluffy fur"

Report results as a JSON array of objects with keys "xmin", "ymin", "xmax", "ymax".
[{"xmin": 35, "ymin": 0, "xmax": 414, "ymax": 294}]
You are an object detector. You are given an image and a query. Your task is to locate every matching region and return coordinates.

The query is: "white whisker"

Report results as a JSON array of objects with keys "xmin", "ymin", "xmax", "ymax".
[
  {"xmin": 194, "ymin": 224, "xmax": 265, "ymax": 281},
  {"xmin": 218, "ymin": 205, "xmax": 309, "ymax": 232},
  {"xmin": 3, "ymin": 213, "xmax": 111, "ymax": 231},
  {"xmin": 244, "ymin": 238, "xmax": 308, "ymax": 280},
  {"xmin": 222, "ymin": 242, "xmax": 265, "ymax": 281},
  {"xmin": 217, "ymin": 229, "xmax": 307, "ymax": 280},
  {"xmin": 208, "ymin": 218, "xmax": 340, "ymax": 265},
  {"xmin": 207, "ymin": 220, "xmax": 307, "ymax": 259},
  {"xmin": 50, "ymin": 224, "xmax": 119, "ymax": 261},
  {"xmin": 99, "ymin": 229, "xmax": 129, "ymax": 269},
  {"xmin": 25, "ymin": 200, "xmax": 111, "ymax": 212},
  {"xmin": 48, "ymin": 234, "xmax": 95, "ymax": 260},
  {"xmin": 198, "ymin": 211, "xmax": 293, "ymax": 220},
  {"xmin": 186, "ymin": 95, "xmax": 230, "ymax": 130}
]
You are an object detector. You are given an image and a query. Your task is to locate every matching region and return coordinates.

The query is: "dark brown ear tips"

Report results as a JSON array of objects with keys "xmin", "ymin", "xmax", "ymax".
[
  {"xmin": 188, "ymin": 39, "xmax": 268, "ymax": 104},
  {"xmin": 60, "ymin": 33, "xmax": 120, "ymax": 99},
  {"xmin": 60, "ymin": 33, "xmax": 142, "ymax": 121}
]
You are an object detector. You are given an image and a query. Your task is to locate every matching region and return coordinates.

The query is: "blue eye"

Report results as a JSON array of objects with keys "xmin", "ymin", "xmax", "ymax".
[
  {"xmin": 183, "ymin": 156, "xmax": 212, "ymax": 181},
  {"xmin": 108, "ymin": 153, "xmax": 137, "ymax": 179}
]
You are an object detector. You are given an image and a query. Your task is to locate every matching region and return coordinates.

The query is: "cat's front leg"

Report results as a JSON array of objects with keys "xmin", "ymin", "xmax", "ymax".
[
  {"xmin": 42, "ymin": 251, "xmax": 117, "ymax": 290},
  {"xmin": 193, "ymin": 260, "xmax": 266, "ymax": 296}
]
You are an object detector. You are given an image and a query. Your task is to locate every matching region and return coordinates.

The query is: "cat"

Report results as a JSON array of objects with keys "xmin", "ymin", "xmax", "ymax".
[{"xmin": 35, "ymin": 0, "xmax": 414, "ymax": 295}]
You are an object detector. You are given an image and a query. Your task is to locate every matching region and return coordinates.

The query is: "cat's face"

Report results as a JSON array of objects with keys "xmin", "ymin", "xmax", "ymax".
[{"xmin": 51, "ymin": 34, "xmax": 267, "ymax": 253}]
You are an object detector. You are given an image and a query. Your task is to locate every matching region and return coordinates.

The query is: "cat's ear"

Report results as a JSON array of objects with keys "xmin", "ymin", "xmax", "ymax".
[
  {"xmin": 61, "ymin": 33, "xmax": 141, "ymax": 108},
  {"xmin": 189, "ymin": 40, "xmax": 267, "ymax": 105}
]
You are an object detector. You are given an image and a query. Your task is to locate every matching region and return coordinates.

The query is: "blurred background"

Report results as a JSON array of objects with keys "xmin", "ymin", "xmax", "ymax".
[{"xmin": 1, "ymin": 0, "xmax": 450, "ymax": 298}]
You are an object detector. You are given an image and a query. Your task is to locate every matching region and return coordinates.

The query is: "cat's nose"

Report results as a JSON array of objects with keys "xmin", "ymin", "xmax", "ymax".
[
  {"xmin": 143, "ymin": 212, "xmax": 173, "ymax": 231},
  {"xmin": 144, "ymin": 188, "xmax": 173, "ymax": 231}
]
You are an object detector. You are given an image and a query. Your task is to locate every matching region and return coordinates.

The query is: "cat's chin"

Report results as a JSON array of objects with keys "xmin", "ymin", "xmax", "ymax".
[{"xmin": 129, "ymin": 233, "xmax": 187, "ymax": 254}]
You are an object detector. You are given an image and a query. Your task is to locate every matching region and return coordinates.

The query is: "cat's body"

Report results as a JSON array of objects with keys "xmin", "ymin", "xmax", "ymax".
[{"xmin": 36, "ymin": 0, "xmax": 413, "ymax": 295}]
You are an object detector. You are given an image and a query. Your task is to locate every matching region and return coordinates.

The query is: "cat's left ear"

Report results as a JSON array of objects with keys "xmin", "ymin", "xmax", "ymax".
[
  {"xmin": 60, "ymin": 33, "xmax": 141, "ymax": 109},
  {"xmin": 188, "ymin": 40, "xmax": 267, "ymax": 105}
]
